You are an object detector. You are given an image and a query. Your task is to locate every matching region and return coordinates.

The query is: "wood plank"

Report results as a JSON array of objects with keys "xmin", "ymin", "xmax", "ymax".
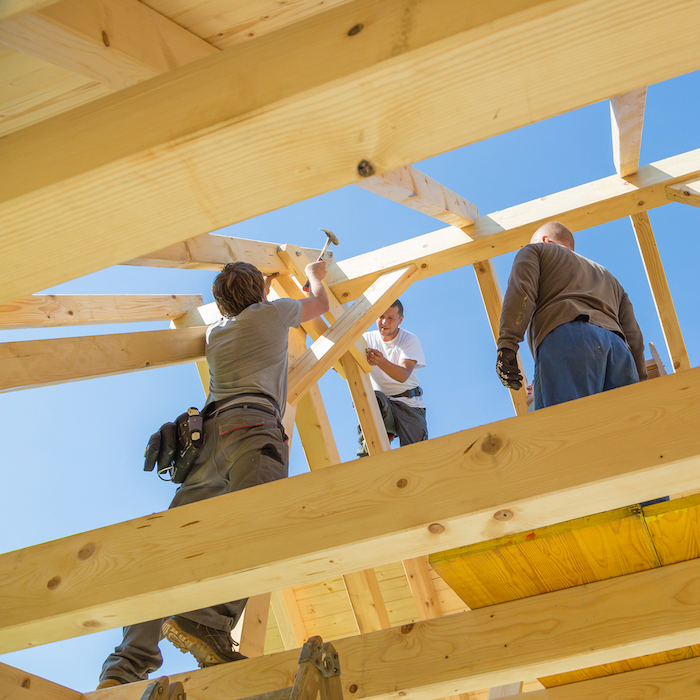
[
  {"xmin": 0, "ymin": 0, "xmax": 217, "ymax": 89},
  {"xmin": 0, "ymin": 293, "xmax": 203, "ymax": 328},
  {"xmin": 610, "ymin": 87, "xmax": 646, "ymax": 177},
  {"xmin": 644, "ymin": 492, "xmax": 700, "ymax": 566},
  {"xmin": 5, "ymin": 368, "xmax": 700, "ymax": 652},
  {"xmin": 287, "ymin": 266, "xmax": 418, "ymax": 404},
  {"xmin": 271, "ymin": 588, "xmax": 307, "ymax": 650},
  {"xmin": 473, "ymin": 260, "xmax": 529, "ymax": 415},
  {"xmin": 5, "ymin": 0, "xmax": 700, "ymax": 304},
  {"xmin": 328, "ymin": 149, "xmax": 700, "ymax": 302},
  {"xmin": 0, "ymin": 326, "xmax": 205, "ymax": 392},
  {"xmin": 81, "ymin": 562, "xmax": 700, "ymax": 700},
  {"xmin": 0, "ymin": 1, "xmax": 59, "ymax": 23},
  {"xmin": 0, "ymin": 661, "xmax": 81, "ymax": 700},
  {"xmin": 666, "ymin": 177, "xmax": 700, "ymax": 207},
  {"xmin": 630, "ymin": 211, "xmax": 691, "ymax": 372},
  {"xmin": 343, "ymin": 569, "xmax": 391, "ymax": 634},
  {"xmin": 356, "ymin": 165, "xmax": 479, "ymax": 227},
  {"xmin": 238, "ymin": 592, "xmax": 271, "ymax": 659},
  {"xmin": 402, "ymin": 556, "xmax": 443, "ymax": 621},
  {"xmin": 296, "ymin": 384, "xmax": 342, "ymax": 470}
]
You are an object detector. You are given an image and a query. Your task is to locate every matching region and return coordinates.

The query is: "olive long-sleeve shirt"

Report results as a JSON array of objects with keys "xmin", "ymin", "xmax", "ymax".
[{"xmin": 498, "ymin": 242, "xmax": 647, "ymax": 381}]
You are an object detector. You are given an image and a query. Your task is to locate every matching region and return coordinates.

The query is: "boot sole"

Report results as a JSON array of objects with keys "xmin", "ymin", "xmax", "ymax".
[{"xmin": 162, "ymin": 619, "xmax": 232, "ymax": 668}]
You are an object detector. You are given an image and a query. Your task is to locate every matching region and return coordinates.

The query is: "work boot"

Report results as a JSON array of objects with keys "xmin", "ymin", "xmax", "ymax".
[
  {"xmin": 162, "ymin": 616, "xmax": 247, "ymax": 668},
  {"xmin": 96, "ymin": 678, "xmax": 125, "ymax": 689}
]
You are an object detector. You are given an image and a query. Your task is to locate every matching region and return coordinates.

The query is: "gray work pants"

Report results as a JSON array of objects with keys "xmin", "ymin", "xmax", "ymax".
[
  {"xmin": 357, "ymin": 391, "xmax": 427, "ymax": 457},
  {"xmin": 100, "ymin": 405, "xmax": 288, "ymax": 684}
]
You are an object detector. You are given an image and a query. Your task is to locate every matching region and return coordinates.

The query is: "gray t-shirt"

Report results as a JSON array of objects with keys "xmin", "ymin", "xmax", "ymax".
[{"xmin": 204, "ymin": 298, "xmax": 302, "ymax": 411}]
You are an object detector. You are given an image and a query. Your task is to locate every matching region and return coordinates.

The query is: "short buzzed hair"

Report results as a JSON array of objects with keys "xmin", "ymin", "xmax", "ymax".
[
  {"xmin": 538, "ymin": 221, "xmax": 575, "ymax": 250},
  {"xmin": 391, "ymin": 299, "xmax": 404, "ymax": 316},
  {"xmin": 212, "ymin": 262, "xmax": 265, "ymax": 318}
]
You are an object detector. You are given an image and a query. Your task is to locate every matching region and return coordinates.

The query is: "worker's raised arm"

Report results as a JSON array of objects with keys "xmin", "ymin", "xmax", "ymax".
[{"xmin": 300, "ymin": 261, "xmax": 330, "ymax": 322}]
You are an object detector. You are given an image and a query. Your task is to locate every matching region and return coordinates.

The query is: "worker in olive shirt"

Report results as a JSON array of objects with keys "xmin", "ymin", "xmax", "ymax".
[
  {"xmin": 98, "ymin": 260, "xmax": 328, "ymax": 689},
  {"xmin": 496, "ymin": 221, "xmax": 646, "ymax": 408},
  {"xmin": 357, "ymin": 299, "xmax": 427, "ymax": 456}
]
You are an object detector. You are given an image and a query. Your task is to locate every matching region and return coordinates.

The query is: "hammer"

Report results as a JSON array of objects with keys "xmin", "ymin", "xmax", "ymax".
[{"xmin": 303, "ymin": 228, "xmax": 339, "ymax": 291}]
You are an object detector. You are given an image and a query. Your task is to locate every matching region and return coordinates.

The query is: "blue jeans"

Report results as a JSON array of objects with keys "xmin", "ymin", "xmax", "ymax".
[{"xmin": 533, "ymin": 319, "xmax": 639, "ymax": 410}]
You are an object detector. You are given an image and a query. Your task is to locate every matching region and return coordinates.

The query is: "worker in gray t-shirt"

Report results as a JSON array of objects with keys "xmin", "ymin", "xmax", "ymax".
[
  {"xmin": 98, "ymin": 260, "xmax": 329, "ymax": 689},
  {"xmin": 496, "ymin": 221, "xmax": 646, "ymax": 409}
]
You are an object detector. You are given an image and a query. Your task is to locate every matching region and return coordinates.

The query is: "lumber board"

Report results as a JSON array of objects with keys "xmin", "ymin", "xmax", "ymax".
[
  {"xmin": 271, "ymin": 588, "xmax": 307, "ymax": 650},
  {"xmin": 287, "ymin": 266, "xmax": 418, "ymax": 404},
  {"xmin": 0, "ymin": 0, "xmax": 217, "ymax": 90},
  {"xmin": 610, "ymin": 87, "xmax": 646, "ymax": 177},
  {"xmin": 296, "ymin": 384, "xmax": 342, "ymax": 470},
  {"xmin": 0, "ymin": 661, "xmax": 80, "ymax": 700},
  {"xmin": 238, "ymin": 592, "xmax": 271, "ymax": 659},
  {"xmin": 645, "ymin": 492, "xmax": 700, "ymax": 566},
  {"xmin": 356, "ymin": 165, "xmax": 479, "ymax": 227},
  {"xmin": 5, "ymin": 0, "xmax": 700, "ymax": 303},
  {"xmin": 343, "ymin": 569, "xmax": 391, "ymax": 634},
  {"xmin": 473, "ymin": 260, "xmax": 529, "ymax": 415},
  {"xmin": 402, "ymin": 556, "xmax": 443, "ymax": 621},
  {"xmin": 666, "ymin": 177, "xmax": 700, "ymax": 207},
  {"xmin": 5, "ymin": 368, "xmax": 700, "ymax": 651},
  {"xmin": 328, "ymin": 149, "xmax": 700, "ymax": 302},
  {"xmin": 0, "ymin": 327, "xmax": 205, "ymax": 392},
  {"xmin": 630, "ymin": 211, "xmax": 691, "ymax": 372},
  {"xmin": 0, "ymin": 293, "xmax": 203, "ymax": 329},
  {"xmin": 82, "ymin": 561, "xmax": 700, "ymax": 700}
]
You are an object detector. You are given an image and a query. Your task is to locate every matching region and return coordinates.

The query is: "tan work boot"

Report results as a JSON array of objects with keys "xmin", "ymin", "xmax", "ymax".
[
  {"xmin": 162, "ymin": 616, "xmax": 247, "ymax": 668},
  {"xmin": 96, "ymin": 678, "xmax": 125, "ymax": 689}
]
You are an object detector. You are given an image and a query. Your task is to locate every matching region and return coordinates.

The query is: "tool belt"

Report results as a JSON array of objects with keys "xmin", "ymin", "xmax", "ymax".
[
  {"xmin": 203, "ymin": 392, "xmax": 281, "ymax": 420},
  {"xmin": 390, "ymin": 386, "xmax": 423, "ymax": 399}
]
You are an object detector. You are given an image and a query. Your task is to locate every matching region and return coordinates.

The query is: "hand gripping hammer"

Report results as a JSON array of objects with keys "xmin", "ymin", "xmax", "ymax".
[{"xmin": 303, "ymin": 228, "xmax": 339, "ymax": 291}]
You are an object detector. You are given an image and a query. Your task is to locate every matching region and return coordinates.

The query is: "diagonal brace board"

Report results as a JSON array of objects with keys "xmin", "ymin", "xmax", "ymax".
[
  {"xmin": 4, "ymin": 368, "xmax": 700, "ymax": 652},
  {"xmin": 287, "ymin": 265, "xmax": 418, "ymax": 404}
]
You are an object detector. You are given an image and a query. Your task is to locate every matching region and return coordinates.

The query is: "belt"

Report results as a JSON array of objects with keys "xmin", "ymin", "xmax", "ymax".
[
  {"xmin": 204, "ymin": 393, "xmax": 281, "ymax": 420},
  {"xmin": 390, "ymin": 386, "xmax": 423, "ymax": 399}
]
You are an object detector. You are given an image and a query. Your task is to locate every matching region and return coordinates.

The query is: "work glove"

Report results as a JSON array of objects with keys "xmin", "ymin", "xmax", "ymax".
[
  {"xmin": 496, "ymin": 348, "xmax": 523, "ymax": 390},
  {"xmin": 144, "ymin": 421, "xmax": 178, "ymax": 475}
]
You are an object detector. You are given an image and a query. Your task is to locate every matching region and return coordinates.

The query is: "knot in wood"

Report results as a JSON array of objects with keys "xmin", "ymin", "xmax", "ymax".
[
  {"xmin": 47, "ymin": 575, "xmax": 61, "ymax": 590},
  {"xmin": 82, "ymin": 620, "xmax": 101, "ymax": 628},
  {"xmin": 357, "ymin": 160, "xmax": 375, "ymax": 177},
  {"xmin": 400, "ymin": 623, "xmax": 414, "ymax": 634},
  {"xmin": 347, "ymin": 23, "xmax": 364, "ymax": 36},
  {"xmin": 396, "ymin": 478, "xmax": 408, "ymax": 489},
  {"xmin": 428, "ymin": 523, "xmax": 445, "ymax": 534},
  {"xmin": 481, "ymin": 434, "xmax": 502, "ymax": 455},
  {"xmin": 77, "ymin": 542, "xmax": 96, "ymax": 560},
  {"xmin": 21, "ymin": 678, "xmax": 31, "ymax": 689},
  {"xmin": 494, "ymin": 509, "xmax": 514, "ymax": 521},
  {"xmin": 349, "ymin": 685, "xmax": 358, "ymax": 694}
]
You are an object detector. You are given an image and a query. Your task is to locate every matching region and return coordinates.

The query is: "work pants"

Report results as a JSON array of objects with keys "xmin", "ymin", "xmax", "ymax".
[
  {"xmin": 357, "ymin": 390, "xmax": 427, "ymax": 457},
  {"xmin": 532, "ymin": 319, "xmax": 639, "ymax": 410},
  {"xmin": 100, "ymin": 404, "xmax": 288, "ymax": 684}
]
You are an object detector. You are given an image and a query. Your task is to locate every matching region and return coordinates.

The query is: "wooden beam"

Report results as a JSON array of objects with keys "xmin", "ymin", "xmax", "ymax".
[
  {"xmin": 0, "ymin": 1, "xmax": 60, "ymax": 23},
  {"xmin": 666, "ymin": 177, "xmax": 700, "ymax": 207},
  {"xmin": 0, "ymin": 327, "xmax": 205, "ymax": 391},
  {"xmin": 81, "ymin": 563, "xmax": 700, "ymax": 700},
  {"xmin": 328, "ymin": 149, "xmax": 700, "ymax": 302},
  {"xmin": 5, "ymin": 368, "xmax": 700, "ymax": 652},
  {"xmin": 271, "ymin": 588, "xmax": 307, "ymax": 650},
  {"xmin": 343, "ymin": 569, "xmax": 391, "ymax": 634},
  {"xmin": 473, "ymin": 260, "xmax": 529, "ymax": 415},
  {"xmin": 402, "ymin": 556, "xmax": 443, "ymax": 621},
  {"xmin": 237, "ymin": 592, "xmax": 271, "ymax": 659},
  {"xmin": 0, "ymin": 293, "xmax": 203, "ymax": 329},
  {"xmin": 0, "ymin": 661, "xmax": 80, "ymax": 700},
  {"xmin": 0, "ymin": 0, "xmax": 218, "ymax": 90},
  {"xmin": 610, "ymin": 87, "xmax": 646, "ymax": 177},
  {"xmin": 630, "ymin": 212, "xmax": 691, "ymax": 372},
  {"xmin": 356, "ymin": 165, "xmax": 479, "ymax": 227},
  {"xmin": 287, "ymin": 266, "xmax": 418, "ymax": 405},
  {"xmin": 5, "ymin": 0, "xmax": 700, "ymax": 304},
  {"xmin": 296, "ymin": 384, "xmax": 342, "ymax": 470}
]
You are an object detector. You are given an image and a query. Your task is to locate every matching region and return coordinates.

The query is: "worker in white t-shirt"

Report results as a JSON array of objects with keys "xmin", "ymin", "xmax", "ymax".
[{"xmin": 358, "ymin": 299, "xmax": 427, "ymax": 457}]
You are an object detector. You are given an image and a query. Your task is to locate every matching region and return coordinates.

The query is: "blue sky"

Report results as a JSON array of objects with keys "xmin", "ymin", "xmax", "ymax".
[{"xmin": 1, "ymin": 69, "xmax": 699, "ymax": 692}]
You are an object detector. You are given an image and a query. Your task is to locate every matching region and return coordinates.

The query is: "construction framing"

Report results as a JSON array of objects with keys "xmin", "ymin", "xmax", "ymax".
[{"xmin": 1, "ymin": 1, "xmax": 699, "ymax": 699}]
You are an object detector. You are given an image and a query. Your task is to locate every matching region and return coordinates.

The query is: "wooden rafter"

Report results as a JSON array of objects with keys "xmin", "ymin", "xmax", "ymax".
[
  {"xmin": 0, "ymin": 0, "xmax": 217, "ymax": 90},
  {"xmin": 0, "ymin": 294, "xmax": 203, "ymax": 329},
  {"xmin": 4, "ymin": 0, "xmax": 700, "ymax": 304},
  {"xmin": 630, "ymin": 212, "xmax": 691, "ymax": 372},
  {"xmin": 4, "ymin": 368, "xmax": 700, "ymax": 652},
  {"xmin": 666, "ymin": 178, "xmax": 700, "ymax": 207},
  {"xmin": 77, "ymin": 561, "xmax": 700, "ymax": 700},
  {"xmin": 356, "ymin": 165, "xmax": 479, "ymax": 228},
  {"xmin": 0, "ymin": 660, "xmax": 80, "ymax": 700},
  {"xmin": 610, "ymin": 87, "xmax": 646, "ymax": 177}
]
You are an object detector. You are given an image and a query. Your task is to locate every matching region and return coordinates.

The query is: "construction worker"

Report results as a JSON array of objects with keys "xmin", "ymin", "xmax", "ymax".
[
  {"xmin": 496, "ymin": 221, "xmax": 647, "ymax": 408},
  {"xmin": 357, "ymin": 299, "xmax": 427, "ymax": 456},
  {"xmin": 97, "ymin": 260, "xmax": 329, "ymax": 689}
]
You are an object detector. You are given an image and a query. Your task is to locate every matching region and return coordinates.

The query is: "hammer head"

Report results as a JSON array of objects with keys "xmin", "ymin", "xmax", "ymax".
[{"xmin": 320, "ymin": 228, "xmax": 340, "ymax": 246}]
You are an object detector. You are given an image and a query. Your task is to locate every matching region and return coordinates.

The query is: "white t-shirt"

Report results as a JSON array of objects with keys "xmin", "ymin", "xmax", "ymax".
[{"xmin": 363, "ymin": 328, "xmax": 425, "ymax": 408}]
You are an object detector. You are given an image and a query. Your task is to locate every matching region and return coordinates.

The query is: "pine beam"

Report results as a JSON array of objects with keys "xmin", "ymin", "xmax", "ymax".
[
  {"xmin": 630, "ymin": 212, "xmax": 691, "ymax": 372},
  {"xmin": 0, "ymin": 0, "xmax": 217, "ymax": 90},
  {"xmin": 343, "ymin": 569, "xmax": 391, "ymax": 633},
  {"xmin": 0, "ymin": 661, "xmax": 80, "ymax": 700},
  {"xmin": 610, "ymin": 87, "xmax": 646, "ymax": 177},
  {"xmin": 271, "ymin": 588, "xmax": 307, "ymax": 650},
  {"xmin": 473, "ymin": 260, "xmax": 529, "ymax": 415},
  {"xmin": 296, "ymin": 384, "xmax": 342, "ymax": 470},
  {"xmin": 328, "ymin": 149, "xmax": 700, "ymax": 302},
  {"xmin": 0, "ymin": 327, "xmax": 205, "ymax": 392},
  {"xmin": 81, "ymin": 563, "xmax": 700, "ymax": 700},
  {"xmin": 4, "ymin": 369, "xmax": 700, "ymax": 652},
  {"xmin": 402, "ymin": 556, "xmax": 443, "ymax": 621},
  {"xmin": 5, "ymin": 0, "xmax": 700, "ymax": 304},
  {"xmin": 238, "ymin": 592, "xmax": 271, "ymax": 659},
  {"xmin": 666, "ymin": 178, "xmax": 700, "ymax": 207},
  {"xmin": 287, "ymin": 266, "xmax": 418, "ymax": 405},
  {"xmin": 356, "ymin": 165, "xmax": 479, "ymax": 227},
  {"xmin": 0, "ymin": 293, "xmax": 203, "ymax": 329}
]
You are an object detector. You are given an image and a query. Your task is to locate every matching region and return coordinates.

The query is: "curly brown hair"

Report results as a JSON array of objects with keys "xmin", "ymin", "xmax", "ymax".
[{"xmin": 212, "ymin": 262, "xmax": 265, "ymax": 318}]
